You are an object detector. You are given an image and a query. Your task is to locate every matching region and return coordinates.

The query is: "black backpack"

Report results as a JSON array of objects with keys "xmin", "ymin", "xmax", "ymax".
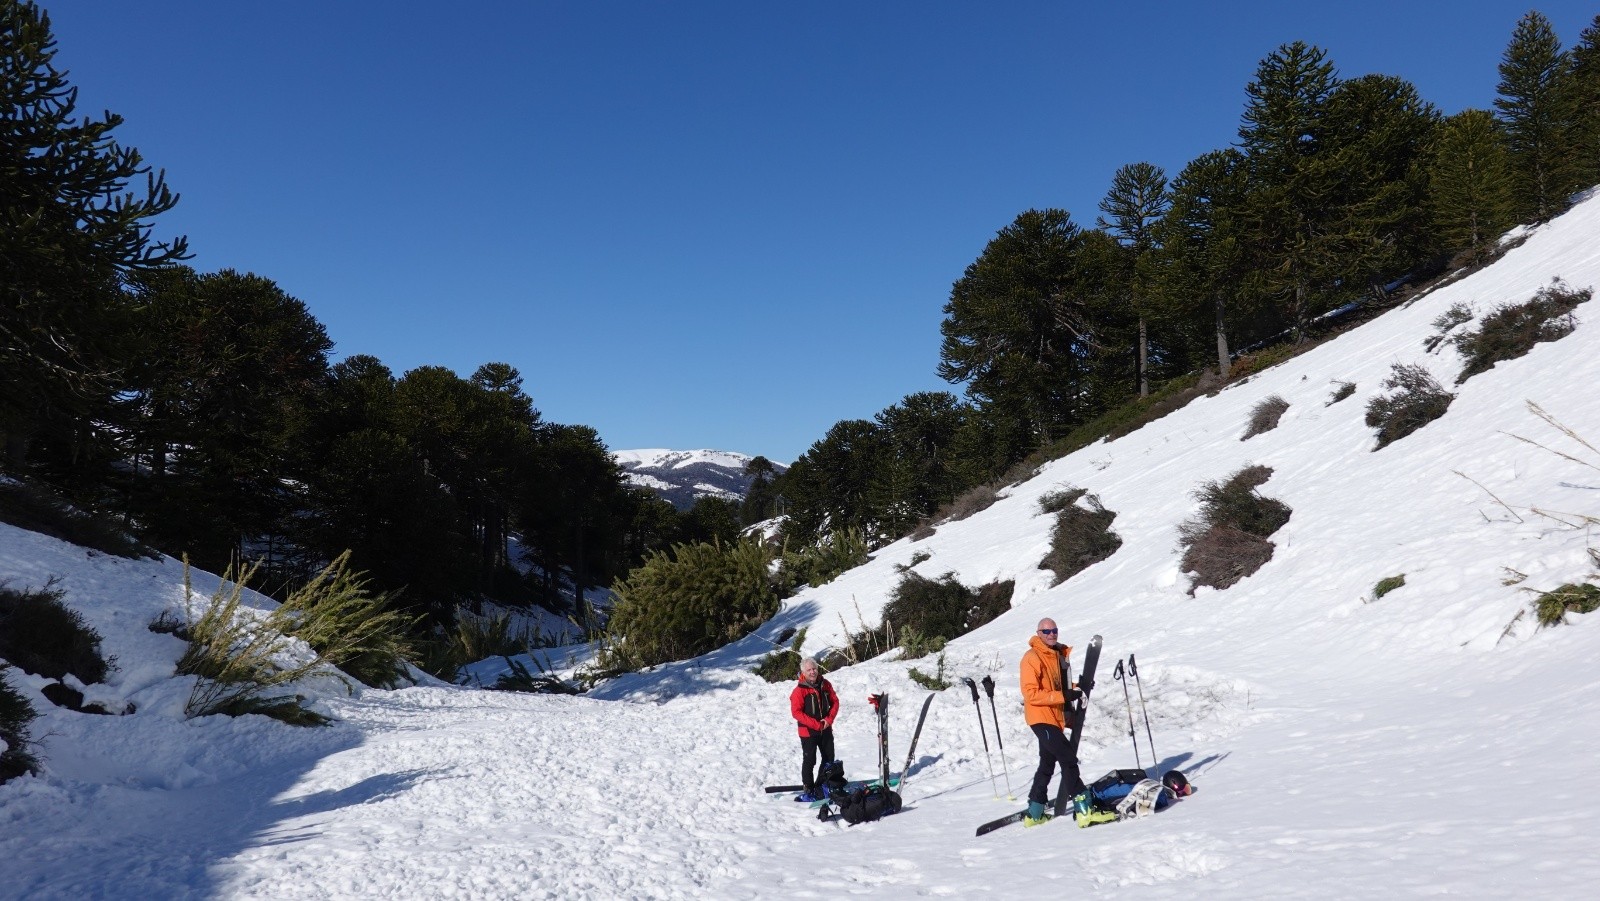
[
  {"xmin": 831, "ymin": 784, "xmax": 902, "ymax": 825},
  {"xmin": 818, "ymin": 760, "xmax": 849, "ymax": 798}
]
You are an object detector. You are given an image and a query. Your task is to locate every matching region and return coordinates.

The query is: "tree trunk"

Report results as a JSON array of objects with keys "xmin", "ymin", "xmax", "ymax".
[
  {"xmin": 1214, "ymin": 294, "xmax": 1231, "ymax": 379},
  {"xmin": 1137, "ymin": 316, "xmax": 1149, "ymax": 397}
]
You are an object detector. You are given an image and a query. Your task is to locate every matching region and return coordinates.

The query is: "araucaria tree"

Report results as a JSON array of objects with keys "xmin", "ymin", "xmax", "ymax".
[
  {"xmin": 1495, "ymin": 11, "xmax": 1582, "ymax": 222},
  {"xmin": 1098, "ymin": 162, "xmax": 1170, "ymax": 397},
  {"xmin": 1428, "ymin": 109, "xmax": 1515, "ymax": 260},
  {"xmin": 0, "ymin": 0, "xmax": 188, "ymax": 467},
  {"xmin": 1237, "ymin": 42, "xmax": 1437, "ymax": 342},
  {"xmin": 939, "ymin": 209, "xmax": 1117, "ymax": 455}
]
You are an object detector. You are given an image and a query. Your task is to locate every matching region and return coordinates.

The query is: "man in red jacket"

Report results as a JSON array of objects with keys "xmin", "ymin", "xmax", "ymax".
[{"xmin": 790, "ymin": 656, "xmax": 839, "ymax": 802}]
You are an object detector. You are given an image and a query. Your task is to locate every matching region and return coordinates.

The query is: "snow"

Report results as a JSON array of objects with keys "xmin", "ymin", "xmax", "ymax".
[
  {"xmin": 4, "ymin": 192, "xmax": 1600, "ymax": 898},
  {"xmin": 612, "ymin": 448, "xmax": 760, "ymax": 470}
]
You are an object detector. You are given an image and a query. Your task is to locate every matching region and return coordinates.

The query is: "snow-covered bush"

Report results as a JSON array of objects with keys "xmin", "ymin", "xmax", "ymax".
[
  {"xmin": 1365, "ymin": 363, "xmax": 1454, "ymax": 450},
  {"xmin": 177, "ymin": 553, "xmax": 417, "ymax": 725},
  {"xmin": 1453, "ymin": 280, "xmax": 1591, "ymax": 383},
  {"xmin": 1178, "ymin": 465, "xmax": 1292, "ymax": 595},
  {"xmin": 1242, "ymin": 395, "xmax": 1290, "ymax": 440},
  {"xmin": 1037, "ymin": 488, "xmax": 1122, "ymax": 587},
  {"xmin": 0, "ymin": 579, "xmax": 112, "ymax": 685},
  {"xmin": 0, "ymin": 664, "xmax": 38, "ymax": 784},
  {"xmin": 603, "ymin": 538, "xmax": 779, "ymax": 671},
  {"xmin": 1533, "ymin": 583, "xmax": 1600, "ymax": 627}
]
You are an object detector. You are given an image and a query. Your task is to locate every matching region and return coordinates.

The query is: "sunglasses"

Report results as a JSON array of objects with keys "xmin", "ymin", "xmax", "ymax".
[{"xmin": 1038, "ymin": 628, "xmax": 1058, "ymax": 635}]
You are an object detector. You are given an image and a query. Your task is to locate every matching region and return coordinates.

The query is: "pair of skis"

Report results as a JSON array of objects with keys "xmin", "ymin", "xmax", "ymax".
[
  {"xmin": 975, "ymin": 634, "xmax": 1102, "ymax": 836},
  {"xmin": 764, "ymin": 690, "xmax": 937, "ymax": 798}
]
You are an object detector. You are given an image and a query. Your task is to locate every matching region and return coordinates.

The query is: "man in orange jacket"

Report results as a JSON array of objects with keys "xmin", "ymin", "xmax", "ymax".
[{"xmin": 1020, "ymin": 617, "xmax": 1086, "ymax": 823}]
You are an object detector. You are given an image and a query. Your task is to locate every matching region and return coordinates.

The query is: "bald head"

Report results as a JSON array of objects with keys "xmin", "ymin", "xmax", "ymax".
[{"xmin": 1036, "ymin": 618, "xmax": 1059, "ymax": 646}]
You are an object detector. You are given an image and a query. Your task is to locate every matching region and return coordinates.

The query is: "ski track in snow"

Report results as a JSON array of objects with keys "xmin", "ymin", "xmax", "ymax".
[{"xmin": 6, "ymin": 191, "xmax": 1600, "ymax": 897}]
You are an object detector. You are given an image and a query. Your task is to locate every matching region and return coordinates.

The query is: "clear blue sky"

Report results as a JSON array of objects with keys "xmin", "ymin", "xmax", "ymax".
[{"xmin": 42, "ymin": 1, "xmax": 1599, "ymax": 462}]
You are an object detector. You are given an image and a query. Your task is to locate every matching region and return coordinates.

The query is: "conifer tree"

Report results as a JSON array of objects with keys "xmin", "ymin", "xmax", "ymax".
[
  {"xmin": 1495, "ymin": 11, "xmax": 1581, "ymax": 221},
  {"xmin": 1569, "ymin": 15, "xmax": 1600, "ymax": 190},
  {"xmin": 1154, "ymin": 149, "xmax": 1250, "ymax": 379},
  {"xmin": 0, "ymin": 1, "xmax": 188, "ymax": 466},
  {"xmin": 1236, "ymin": 41, "xmax": 1343, "ymax": 342},
  {"xmin": 1428, "ymin": 109, "xmax": 1515, "ymax": 259},
  {"xmin": 1098, "ymin": 162, "xmax": 1170, "ymax": 397},
  {"xmin": 939, "ymin": 209, "xmax": 1104, "ymax": 449}
]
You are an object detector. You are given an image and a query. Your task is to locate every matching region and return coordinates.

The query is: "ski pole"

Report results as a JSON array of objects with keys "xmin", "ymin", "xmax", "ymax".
[
  {"xmin": 869, "ymin": 693, "xmax": 890, "ymax": 787},
  {"xmin": 979, "ymin": 675, "xmax": 1016, "ymax": 800},
  {"xmin": 1113, "ymin": 658, "xmax": 1143, "ymax": 770},
  {"xmin": 962, "ymin": 677, "xmax": 1000, "ymax": 798},
  {"xmin": 1129, "ymin": 654, "xmax": 1159, "ymax": 777}
]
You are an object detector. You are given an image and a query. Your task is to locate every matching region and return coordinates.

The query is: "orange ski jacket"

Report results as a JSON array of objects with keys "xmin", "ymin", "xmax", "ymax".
[{"xmin": 1020, "ymin": 635, "xmax": 1074, "ymax": 729}]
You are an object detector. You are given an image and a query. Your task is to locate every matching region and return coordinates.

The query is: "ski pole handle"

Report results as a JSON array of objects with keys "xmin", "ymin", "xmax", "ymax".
[
  {"xmin": 963, "ymin": 677, "xmax": 979, "ymax": 703},
  {"xmin": 1128, "ymin": 653, "xmax": 1138, "ymax": 677},
  {"xmin": 1114, "ymin": 659, "xmax": 1126, "ymax": 681},
  {"xmin": 980, "ymin": 674, "xmax": 995, "ymax": 699}
]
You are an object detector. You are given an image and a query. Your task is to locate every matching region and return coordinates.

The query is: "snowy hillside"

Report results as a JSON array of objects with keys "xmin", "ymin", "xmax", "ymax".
[
  {"xmin": 613, "ymin": 448, "xmax": 784, "ymax": 509},
  {"xmin": 4, "ymin": 192, "xmax": 1600, "ymax": 899}
]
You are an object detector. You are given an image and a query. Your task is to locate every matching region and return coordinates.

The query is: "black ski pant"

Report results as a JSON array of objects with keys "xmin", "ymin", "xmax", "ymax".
[
  {"xmin": 1028, "ymin": 723, "xmax": 1085, "ymax": 807},
  {"xmin": 800, "ymin": 729, "xmax": 835, "ymax": 792}
]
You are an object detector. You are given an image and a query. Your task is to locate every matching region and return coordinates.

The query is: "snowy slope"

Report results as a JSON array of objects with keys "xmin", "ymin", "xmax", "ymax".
[{"xmin": 3, "ymin": 192, "xmax": 1600, "ymax": 899}]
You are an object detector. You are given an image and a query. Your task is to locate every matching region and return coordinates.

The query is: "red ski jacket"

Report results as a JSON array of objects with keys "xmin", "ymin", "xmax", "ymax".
[{"xmin": 790, "ymin": 675, "xmax": 838, "ymax": 738}]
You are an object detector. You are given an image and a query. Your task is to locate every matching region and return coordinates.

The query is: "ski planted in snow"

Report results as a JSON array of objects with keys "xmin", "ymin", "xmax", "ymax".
[
  {"xmin": 900, "ymin": 692, "xmax": 936, "ymax": 788},
  {"xmin": 1055, "ymin": 634, "xmax": 1102, "ymax": 816},
  {"xmin": 869, "ymin": 692, "xmax": 890, "ymax": 788}
]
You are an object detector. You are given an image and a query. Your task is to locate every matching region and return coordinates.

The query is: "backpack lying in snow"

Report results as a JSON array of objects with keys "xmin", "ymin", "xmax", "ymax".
[
  {"xmin": 826, "ymin": 784, "xmax": 902, "ymax": 825},
  {"xmin": 1082, "ymin": 769, "xmax": 1181, "ymax": 822}
]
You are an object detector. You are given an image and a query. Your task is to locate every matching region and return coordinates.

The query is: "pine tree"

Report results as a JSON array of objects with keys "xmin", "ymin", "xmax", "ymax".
[
  {"xmin": 1495, "ymin": 11, "xmax": 1581, "ymax": 222},
  {"xmin": 1428, "ymin": 109, "xmax": 1515, "ymax": 260},
  {"xmin": 0, "ymin": 1, "xmax": 188, "ymax": 466},
  {"xmin": 1098, "ymin": 162, "xmax": 1170, "ymax": 397}
]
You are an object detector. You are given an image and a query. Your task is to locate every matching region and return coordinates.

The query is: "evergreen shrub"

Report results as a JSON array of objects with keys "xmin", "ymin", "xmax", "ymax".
[
  {"xmin": 1242, "ymin": 395, "xmax": 1290, "ymax": 440},
  {"xmin": 1423, "ymin": 303, "xmax": 1474, "ymax": 352},
  {"xmin": 0, "ymin": 480, "xmax": 151, "ymax": 559},
  {"xmin": 0, "ymin": 665, "xmax": 39, "ymax": 784},
  {"xmin": 780, "ymin": 528, "xmax": 869, "ymax": 591},
  {"xmin": 603, "ymin": 539, "xmax": 779, "ymax": 671},
  {"xmin": 1037, "ymin": 489, "xmax": 1122, "ymax": 587},
  {"xmin": 1533, "ymin": 583, "xmax": 1600, "ymax": 627},
  {"xmin": 1373, "ymin": 574, "xmax": 1407, "ymax": 599},
  {"xmin": 753, "ymin": 627, "xmax": 807, "ymax": 683},
  {"xmin": 422, "ymin": 612, "xmax": 525, "ymax": 682},
  {"xmin": 274, "ymin": 552, "xmax": 418, "ymax": 689},
  {"xmin": 1178, "ymin": 465, "xmax": 1292, "ymax": 595},
  {"xmin": 0, "ymin": 580, "xmax": 112, "ymax": 684},
  {"xmin": 1365, "ymin": 364, "xmax": 1454, "ymax": 450},
  {"xmin": 1453, "ymin": 281, "xmax": 1592, "ymax": 383},
  {"xmin": 906, "ymin": 649, "xmax": 952, "ymax": 690},
  {"xmin": 1326, "ymin": 381, "xmax": 1356, "ymax": 406},
  {"xmin": 881, "ymin": 573, "xmax": 1014, "ymax": 653}
]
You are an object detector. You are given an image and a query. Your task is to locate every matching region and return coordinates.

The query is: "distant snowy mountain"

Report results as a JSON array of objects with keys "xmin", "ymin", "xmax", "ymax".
[{"xmin": 613, "ymin": 448, "xmax": 786, "ymax": 510}]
